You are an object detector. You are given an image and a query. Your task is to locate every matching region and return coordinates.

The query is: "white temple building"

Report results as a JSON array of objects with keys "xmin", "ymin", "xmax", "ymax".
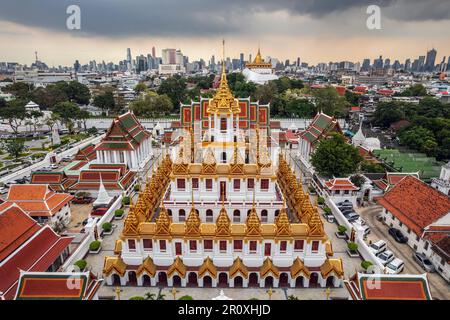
[
  {"xmin": 431, "ymin": 162, "xmax": 450, "ymax": 196},
  {"xmin": 242, "ymin": 48, "xmax": 278, "ymax": 85}
]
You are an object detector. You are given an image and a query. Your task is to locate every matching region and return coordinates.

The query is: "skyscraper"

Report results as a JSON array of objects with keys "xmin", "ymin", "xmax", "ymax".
[
  {"xmin": 152, "ymin": 46, "xmax": 156, "ymax": 58},
  {"xmin": 424, "ymin": 48, "xmax": 437, "ymax": 72},
  {"xmin": 361, "ymin": 58, "xmax": 371, "ymax": 72},
  {"xmin": 404, "ymin": 58, "xmax": 411, "ymax": 71},
  {"xmin": 418, "ymin": 55, "xmax": 426, "ymax": 72},
  {"xmin": 239, "ymin": 53, "xmax": 244, "ymax": 70},
  {"xmin": 126, "ymin": 48, "xmax": 132, "ymax": 71},
  {"xmin": 447, "ymin": 56, "xmax": 450, "ymax": 71}
]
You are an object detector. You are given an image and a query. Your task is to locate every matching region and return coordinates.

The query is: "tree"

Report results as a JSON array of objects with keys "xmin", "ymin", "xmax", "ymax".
[
  {"xmin": 134, "ymin": 82, "xmax": 147, "ymax": 94},
  {"xmin": 2, "ymin": 82, "xmax": 34, "ymax": 100},
  {"xmin": 5, "ymin": 140, "xmax": 25, "ymax": 159},
  {"xmin": 28, "ymin": 110, "xmax": 44, "ymax": 132},
  {"xmin": 398, "ymin": 126, "xmax": 437, "ymax": 156},
  {"xmin": 361, "ymin": 161, "xmax": 385, "ymax": 173},
  {"xmin": 0, "ymin": 100, "xmax": 28, "ymax": 135},
  {"xmin": 45, "ymin": 112, "xmax": 61, "ymax": 131},
  {"xmin": 93, "ymin": 90, "xmax": 115, "ymax": 114},
  {"xmin": 0, "ymin": 97, "xmax": 6, "ymax": 108},
  {"xmin": 77, "ymin": 109, "xmax": 90, "ymax": 131},
  {"xmin": 32, "ymin": 85, "xmax": 68, "ymax": 109},
  {"xmin": 254, "ymin": 82, "xmax": 278, "ymax": 104},
  {"xmin": 350, "ymin": 174, "xmax": 365, "ymax": 188},
  {"xmin": 312, "ymin": 86, "xmax": 349, "ymax": 117},
  {"xmin": 129, "ymin": 92, "xmax": 173, "ymax": 118},
  {"xmin": 373, "ymin": 102, "xmax": 405, "ymax": 128},
  {"xmin": 311, "ymin": 133, "xmax": 363, "ymax": 177},
  {"xmin": 345, "ymin": 91, "xmax": 360, "ymax": 105},
  {"xmin": 52, "ymin": 101, "xmax": 81, "ymax": 134},
  {"xmin": 157, "ymin": 75, "xmax": 187, "ymax": 111},
  {"xmin": 398, "ymin": 84, "xmax": 427, "ymax": 97},
  {"xmin": 56, "ymin": 81, "xmax": 91, "ymax": 105}
]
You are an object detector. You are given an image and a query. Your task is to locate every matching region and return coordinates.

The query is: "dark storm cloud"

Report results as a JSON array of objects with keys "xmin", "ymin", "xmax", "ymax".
[{"xmin": 0, "ymin": 0, "xmax": 448, "ymax": 38}]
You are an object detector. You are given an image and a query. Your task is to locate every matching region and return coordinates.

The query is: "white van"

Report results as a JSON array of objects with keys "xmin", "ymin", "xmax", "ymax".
[
  {"xmin": 385, "ymin": 258, "xmax": 405, "ymax": 274},
  {"xmin": 377, "ymin": 250, "xmax": 395, "ymax": 265},
  {"xmin": 369, "ymin": 240, "xmax": 387, "ymax": 255}
]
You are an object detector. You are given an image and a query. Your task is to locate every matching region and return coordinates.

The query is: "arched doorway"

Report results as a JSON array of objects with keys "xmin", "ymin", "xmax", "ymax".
[
  {"xmin": 279, "ymin": 273, "xmax": 289, "ymax": 287},
  {"xmin": 233, "ymin": 210, "xmax": 240, "ymax": 222},
  {"xmin": 309, "ymin": 273, "xmax": 319, "ymax": 288},
  {"xmin": 326, "ymin": 276, "xmax": 335, "ymax": 287},
  {"xmin": 206, "ymin": 209, "xmax": 213, "ymax": 222},
  {"xmin": 188, "ymin": 272, "xmax": 198, "ymax": 287},
  {"xmin": 249, "ymin": 273, "xmax": 259, "ymax": 287},
  {"xmin": 203, "ymin": 276, "xmax": 212, "ymax": 288},
  {"xmin": 234, "ymin": 276, "xmax": 243, "ymax": 288},
  {"xmin": 218, "ymin": 273, "xmax": 228, "ymax": 287},
  {"xmin": 295, "ymin": 276, "xmax": 304, "ymax": 288},
  {"xmin": 112, "ymin": 274, "xmax": 121, "ymax": 286},
  {"xmin": 261, "ymin": 209, "xmax": 268, "ymax": 222},
  {"xmin": 173, "ymin": 275, "xmax": 182, "ymax": 287},
  {"xmin": 158, "ymin": 272, "xmax": 168, "ymax": 286},
  {"xmin": 128, "ymin": 271, "xmax": 137, "ymax": 285},
  {"xmin": 142, "ymin": 275, "xmax": 151, "ymax": 286},
  {"xmin": 265, "ymin": 276, "xmax": 274, "ymax": 288}
]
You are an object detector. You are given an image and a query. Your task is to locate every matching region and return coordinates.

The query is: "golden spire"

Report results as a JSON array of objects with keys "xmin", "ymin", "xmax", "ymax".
[
  {"xmin": 216, "ymin": 191, "xmax": 231, "ymax": 237},
  {"xmin": 207, "ymin": 40, "xmax": 240, "ymax": 114},
  {"xmin": 123, "ymin": 205, "xmax": 139, "ymax": 236},
  {"xmin": 185, "ymin": 190, "xmax": 201, "ymax": 237},
  {"xmin": 276, "ymin": 200, "xmax": 291, "ymax": 237},
  {"xmin": 246, "ymin": 189, "xmax": 261, "ymax": 237},
  {"xmin": 155, "ymin": 201, "xmax": 171, "ymax": 236}
]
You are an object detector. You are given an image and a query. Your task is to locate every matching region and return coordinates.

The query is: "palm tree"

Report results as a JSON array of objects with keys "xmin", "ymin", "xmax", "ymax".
[{"xmin": 144, "ymin": 292, "xmax": 155, "ymax": 300}]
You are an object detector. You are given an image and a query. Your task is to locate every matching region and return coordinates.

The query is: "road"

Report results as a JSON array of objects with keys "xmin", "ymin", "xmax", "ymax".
[{"xmin": 357, "ymin": 205, "xmax": 449, "ymax": 300}]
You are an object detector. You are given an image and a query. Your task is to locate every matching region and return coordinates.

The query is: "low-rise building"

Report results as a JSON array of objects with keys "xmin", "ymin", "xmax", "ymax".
[{"xmin": 0, "ymin": 184, "xmax": 74, "ymax": 226}]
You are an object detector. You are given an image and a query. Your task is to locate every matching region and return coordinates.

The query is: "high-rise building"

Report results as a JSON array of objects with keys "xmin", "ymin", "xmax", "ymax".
[
  {"xmin": 361, "ymin": 59, "xmax": 371, "ymax": 72},
  {"xmin": 373, "ymin": 55, "xmax": 383, "ymax": 70},
  {"xmin": 404, "ymin": 58, "xmax": 411, "ymax": 71},
  {"xmin": 424, "ymin": 48, "xmax": 437, "ymax": 72},
  {"xmin": 418, "ymin": 56, "xmax": 426, "ymax": 72},
  {"xmin": 73, "ymin": 60, "xmax": 81, "ymax": 72},
  {"xmin": 152, "ymin": 46, "xmax": 156, "ymax": 58},
  {"xmin": 447, "ymin": 56, "xmax": 450, "ymax": 71},
  {"xmin": 136, "ymin": 55, "xmax": 148, "ymax": 73},
  {"xmin": 239, "ymin": 53, "xmax": 244, "ymax": 70},
  {"xmin": 384, "ymin": 58, "xmax": 391, "ymax": 70},
  {"xmin": 162, "ymin": 49, "xmax": 177, "ymax": 64},
  {"xmin": 296, "ymin": 57, "xmax": 301, "ymax": 67},
  {"xmin": 438, "ymin": 56, "xmax": 446, "ymax": 72}
]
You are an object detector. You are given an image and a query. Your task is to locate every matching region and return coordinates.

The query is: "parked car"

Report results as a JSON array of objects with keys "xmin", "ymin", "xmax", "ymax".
[
  {"xmin": 385, "ymin": 258, "xmax": 405, "ymax": 274},
  {"xmin": 61, "ymin": 156, "xmax": 72, "ymax": 162},
  {"xmin": 91, "ymin": 207, "xmax": 109, "ymax": 216},
  {"xmin": 377, "ymin": 250, "xmax": 395, "ymax": 265},
  {"xmin": 337, "ymin": 200, "xmax": 352, "ymax": 206},
  {"xmin": 357, "ymin": 224, "xmax": 371, "ymax": 236},
  {"xmin": 369, "ymin": 240, "xmax": 387, "ymax": 255},
  {"xmin": 345, "ymin": 212, "xmax": 360, "ymax": 222},
  {"xmin": 15, "ymin": 177, "xmax": 29, "ymax": 184},
  {"xmin": 72, "ymin": 196, "xmax": 94, "ymax": 204},
  {"xmin": 413, "ymin": 252, "xmax": 435, "ymax": 272},
  {"xmin": 341, "ymin": 208, "xmax": 355, "ymax": 214},
  {"xmin": 389, "ymin": 228, "xmax": 408, "ymax": 243},
  {"xmin": 0, "ymin": 187, "xmax": 8, "ymax": 194}
]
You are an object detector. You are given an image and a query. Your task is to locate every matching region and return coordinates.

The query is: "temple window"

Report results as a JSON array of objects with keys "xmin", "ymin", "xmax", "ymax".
[
  {"xmin": 234, "ymin": 240, "xmax": 243, "ymax": 251},
  {"xmin": 261, "ymin": 209, "xmax": 268, "ymax": 222},
  {"xmin": 233, "ymin": 210, "xmax": 240, "ymax": 222},
  {"xmin": 311, "ymin": 240, "xmax": 320, "ymax": 252},
  {"xmin": 167, "ymin": 209, "xmax": 172, "ymax": 216},
  {"xmin": 219, "ymin": 240, "xmax": 227, "ymax": 252},
  {"xmin": 249, "ymin": 240, "xmax": 257, "ymax": 253},
  {"xmin": 220, "ymin": 117, "xmax": 227, "ymax": 131},
  {"xmin": 261, "ymin": 179, "xmax": 269, "ymax": 190},
  {"xmin": 189, "ymin": 240, "xmax": 197, "ymax": 252},
  {"xmin": 264, "ymin": 243, "xmax": 271, "ymax": 256},
  {"xmin": 119, "ymin": 152, "xmax": 125, "ymax": 163},
  {"xmin": 177, "ymin": 178, "xmax": 186, "ymax": 190},
  {"xmin": 280, "ymin": 241, "xmax": 287, "ymax": 253},
  {"xmin": 204, "ymin": 240, "xmax": 213, "ymax": 252},
  {"xmin": 221, "ymin": 152, "xmax": 227, "ymax": 163},
  {"xmin": 233, "ymin": 179, "xmax": 240, "ymax": 191},
  {"xmin": 192, "ymin": 178, "xmax": 199, "ymax": 190},
  {"xmin": 275, "ymin": 209, "xmax": 280, "ymax": 217},
  {"xmin": 128, "ymin": 239, "xmax": 136, "ymax": 252},
  {"xmin": 206, "ymin": 179, "xmax": 213, "ymax": 190},
  {"xmin": 159, "ymin": 240, "xmax": 166, "ymax": 252},
  {"xmin": 294, "ymin": 240, "xmax": 304, "ymax": 251},
  {"xmin": 179, "ymin": 209, "xmax": 186, "ymax": 222},
  {"xmin": 143, "ymin": 239, "xmax": 152, "ymax": 251},
  {"xmin": 247, "ymin": 178, "xmax": 254, "ymax": 190},
  {"xmin": 206, "ymin": 209, "xmax": 213, "ymax": 222}
]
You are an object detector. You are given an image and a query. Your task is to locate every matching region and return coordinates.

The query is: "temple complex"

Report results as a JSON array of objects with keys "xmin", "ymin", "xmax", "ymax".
[
  {"xmin": 242, "ymin": 47, "xmax": 279, "ymax": 85},
  {"xmin": 103, "ymin": 43, "xmax": 343, "ymax": 289}
]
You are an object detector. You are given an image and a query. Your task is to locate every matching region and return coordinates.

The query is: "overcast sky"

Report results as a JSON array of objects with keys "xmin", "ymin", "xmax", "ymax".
[{"xmin": 1, "ymin": 0, "xmax": 449, "ymax": 66}]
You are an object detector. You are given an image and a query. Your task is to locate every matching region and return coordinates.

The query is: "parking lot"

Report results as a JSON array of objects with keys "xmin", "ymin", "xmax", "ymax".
[{"xmin": 356, "ymin": 204, "xmax": 449, "ymax": 300}]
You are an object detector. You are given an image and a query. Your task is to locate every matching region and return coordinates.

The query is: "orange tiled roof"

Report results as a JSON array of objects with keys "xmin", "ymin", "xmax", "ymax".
[
  {"xmin": 325, "ymin": 178, "xmax": 359, "ymax": 191},
  {"xmin": 4, "ymin": 184, "xmax": 74, "ymax": 217},
  {"xmin": 376, "ymin": 176, "xmax": 450, "ymax": 236}
]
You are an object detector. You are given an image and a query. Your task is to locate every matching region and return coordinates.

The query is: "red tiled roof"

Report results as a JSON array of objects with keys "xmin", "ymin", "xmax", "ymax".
[
  {"xmin": 358, "ymin": 275, "xmax": 431, "ymax": 300},
  {"xmin": 376, "ymin": 176, "xmax": 450, "ymax": 236},
  {"xmin": 15, "ymin": 272, "xmax": 102, "ymax": 300},
  {"xmin": 0, "ymin": 205, "xmax": 41, "ymax": 263},
  {"xmin": 3, "ymin": 185, "xmax": 74, "ymax": 217},
  {"xmin": 386, "ymin": 172, "xmax": 419, "ymax": 185},
  {"xmin": 0, "ymin": 226, "xmax": 73, "ymax": 300},
  {"xmin": 325, "ymin": 178, "xmax": 359, "ymax": 191},
  {"xmin": 286, "ymin": 130, "xmax": 299, "ymax": 143}
]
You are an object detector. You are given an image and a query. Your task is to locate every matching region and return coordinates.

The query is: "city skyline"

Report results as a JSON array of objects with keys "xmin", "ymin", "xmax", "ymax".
[{"xmin": 1, "ymin": 0, "xmax": 450, "ymax": 65}]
